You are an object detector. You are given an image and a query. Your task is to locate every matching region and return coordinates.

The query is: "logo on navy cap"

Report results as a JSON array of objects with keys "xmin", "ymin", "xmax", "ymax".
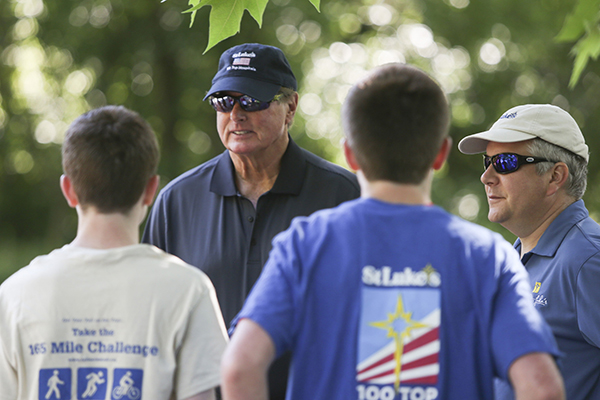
[{"xmin": 228, "ymin": 52, "xmax": 257, "ymax": 72}]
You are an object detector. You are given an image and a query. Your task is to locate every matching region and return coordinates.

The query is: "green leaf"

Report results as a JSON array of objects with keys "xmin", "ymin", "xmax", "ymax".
[
  {"xmin": 556, "ymin": 15, "xmax": 587, "ymax": 43},
  {"xmin": 568, "ymin": 24, "xmax": 600, "ymax": 88},
  {"xmin": 555, "ymin": 0, "xmax": 600, "ymax": 42},
  {"xmin": 184, "ymin": 0, "xmax": 201, "ymax": 27},
  {"xmin": 182, "ymin": 0, "xmax": 269, "ymax": 53},
  {"xmin": 172, "ymin": 0, "xmax": 323, "ymax": 52}
]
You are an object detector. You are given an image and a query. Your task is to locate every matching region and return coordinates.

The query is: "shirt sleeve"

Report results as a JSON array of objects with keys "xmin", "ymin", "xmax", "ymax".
[
  {"xmin": 576, "ymin": 253, "xmax": 600, "ymax": 348},
  {"xmin": 490, "ymin": 242, "xmax": 560, "ymax": 380},
  {"xmin": 232, "ymin": 227, "xmax": 301, "ymax": 357},
  {"xmin": 0, "ymin": 288, "xmax": 18, "ymax": 400},
  {"xmin": 174, "ymin": 274, "xmax": 229, "ymax": 399},
  {"xmin": 0, "ymin": 340, "xmax": 17, "ymax": 400}
]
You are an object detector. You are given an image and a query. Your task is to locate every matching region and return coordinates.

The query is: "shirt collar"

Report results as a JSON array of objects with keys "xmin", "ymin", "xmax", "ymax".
[
  {"xmin": 515, "ymin": 199, "xmax": 589, "ymax": 257},
  {"xmin": 209, "ymin": 136, "xmax": 306, "ymax": 196},
  {"xmin": 210, "ymin": 150, "xmax": 238, "ymax": 196}
]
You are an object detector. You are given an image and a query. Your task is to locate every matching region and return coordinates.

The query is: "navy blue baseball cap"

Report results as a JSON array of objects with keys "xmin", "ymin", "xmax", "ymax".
[{"xmin": 204, "ymin": 43, "xmax": 297, "ymax": 102}]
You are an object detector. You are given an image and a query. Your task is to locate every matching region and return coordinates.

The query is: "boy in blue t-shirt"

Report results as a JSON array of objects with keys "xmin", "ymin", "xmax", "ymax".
[{"xmin": 221, "ymin": 64, "xmax": 564, "ymax": 400}]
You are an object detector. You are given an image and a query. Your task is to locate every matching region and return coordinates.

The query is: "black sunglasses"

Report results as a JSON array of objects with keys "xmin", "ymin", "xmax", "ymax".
[
  {"xmin": 208, "ymin": 93, "xmax": 284, "ymax": 113},
  {"xmin": 483, "ymin": 153, "xmax": 551, "ymax": 174}
]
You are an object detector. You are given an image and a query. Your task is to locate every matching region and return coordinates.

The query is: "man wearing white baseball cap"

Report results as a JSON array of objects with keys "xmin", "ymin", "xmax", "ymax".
[{"xmin": 459, "ymin": 104, "xmax": 600, "ymax": 399}]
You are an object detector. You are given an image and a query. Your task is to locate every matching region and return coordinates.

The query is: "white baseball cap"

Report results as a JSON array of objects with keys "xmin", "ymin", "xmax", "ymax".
[{"xmin": 458, "ymin": 104, "xmax": 589, "ymax": 162}]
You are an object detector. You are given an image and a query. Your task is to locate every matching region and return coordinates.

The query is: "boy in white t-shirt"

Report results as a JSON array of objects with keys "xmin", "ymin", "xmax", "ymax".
[{"xmin": 0, "ymin": 106, "xmax": 228, "ymax": 400}]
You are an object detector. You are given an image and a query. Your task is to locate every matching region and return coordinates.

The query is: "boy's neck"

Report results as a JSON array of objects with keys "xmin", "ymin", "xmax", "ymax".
[
  {"xmin": 71, "ymin": 206, "xmax": 144, "ymax": 249},
  {"xmin": 358, "ymin": 171, "xmax": 433, "ymax": 205}
]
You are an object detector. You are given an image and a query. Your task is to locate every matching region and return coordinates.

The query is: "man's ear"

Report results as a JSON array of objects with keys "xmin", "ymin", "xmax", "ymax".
[
  {"xmin": 547, "ymin": 162, "xmax": 569, "ymax": 196},
  {"xmin": 142, "ymin": 175, "xmax": 160, "ymax": 206},
  {"xmin": 343, "ymin": 140, "xmax": 361, "ymax": 172},
  {"xmin": 60, "ymin": 175, "xmax": 79, "ymax": 208},
  {"xmin": 285, "ymin": 92, "xmax": 299, "ymax": 126},
  {"xmin": 432, "ymin": 137, "xmax": 452, "ymax": 170}
]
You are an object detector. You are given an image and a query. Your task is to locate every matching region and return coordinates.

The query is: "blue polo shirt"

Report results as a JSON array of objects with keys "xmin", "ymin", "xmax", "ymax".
[
  {"xmin": 142, "ymin": 138, "xmax": 360, "ymax": 326},
  {"xmin": 495, "ymin": 199, "xmax": 600, "ymax": 399}
]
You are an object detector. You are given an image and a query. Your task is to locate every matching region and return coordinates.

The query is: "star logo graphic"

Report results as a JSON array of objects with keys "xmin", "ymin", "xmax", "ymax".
[{"xmin": 370, "ymin": 294, "xmax": 429, "ymax": 392}]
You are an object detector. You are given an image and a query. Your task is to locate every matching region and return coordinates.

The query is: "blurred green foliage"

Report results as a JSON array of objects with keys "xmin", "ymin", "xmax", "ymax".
[
  {"xmin": 1, "ymin": 0, "xmax": 600, "ymax": 284},
  {"xmin": 554, "ymin": 0, "xmax": 600, "ymax": 88}
]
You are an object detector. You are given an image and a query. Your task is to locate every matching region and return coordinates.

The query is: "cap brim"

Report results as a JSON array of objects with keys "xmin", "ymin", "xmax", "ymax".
[
  {"xmin": 458, "ymin": 129, "xmax": 537, "ymax": 154},
  {"xmin": 203, "ymin": 77, "xmax": 281, "ymax": 102}
]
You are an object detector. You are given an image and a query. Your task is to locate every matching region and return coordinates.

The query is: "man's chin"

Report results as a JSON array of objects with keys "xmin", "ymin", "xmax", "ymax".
[{"xmin": 487, "ymin": 210, "xmax": 505, "ymax": 224}]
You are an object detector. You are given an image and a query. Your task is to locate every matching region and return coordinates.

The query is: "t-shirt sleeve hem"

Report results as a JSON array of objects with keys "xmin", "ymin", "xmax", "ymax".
[
  {"xmin": 176, "ymin": 375, "xmax": 221, "ymax": 400},
  {"xmin": 498, "ymin": 345, "xmax": 563, "ymax": 380},
  {"xmin": 235, "ymin": 313, "xmax": 287, "ymax": 357}
]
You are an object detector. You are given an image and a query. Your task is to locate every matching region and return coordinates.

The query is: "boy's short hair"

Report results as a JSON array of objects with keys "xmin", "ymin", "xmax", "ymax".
[
  {"xmin": 62, "ymin": 105, "xmax": 159, "ymax": 213},
  {"xmin": 342, "ymin": 64, "xmax": 449, "ymax": 184}
]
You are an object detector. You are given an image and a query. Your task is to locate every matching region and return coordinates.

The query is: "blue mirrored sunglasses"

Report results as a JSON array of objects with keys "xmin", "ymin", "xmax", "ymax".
[
  {"xmin": 483, "ymin": 153, "xmax": 551, "ymax": 174},
  {"xmin": 208, "ymin": 93, "xmax": 283, "ymax": 113}
]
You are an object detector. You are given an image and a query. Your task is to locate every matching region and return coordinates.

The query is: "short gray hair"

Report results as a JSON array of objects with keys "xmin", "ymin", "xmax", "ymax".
[
  {"xmin": 527, "ymin": 138, "xmax": 588, "ymax": 200},
  {"xmin": 277, "ymin": 86, "xmax": 296, "ymax": 99},
  {"xmin": 277, "ymin": 87, "xmax": 297, "ymax": 130}
]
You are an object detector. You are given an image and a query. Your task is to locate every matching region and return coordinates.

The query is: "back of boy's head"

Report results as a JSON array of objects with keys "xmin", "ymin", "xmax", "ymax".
[
  {"xmin": 62, "ymin": 105, "xmax": 159, "ymax": 213},
  {"xmin": 342, "ymin": 63, "xmax": 449, "ymax": 184}
]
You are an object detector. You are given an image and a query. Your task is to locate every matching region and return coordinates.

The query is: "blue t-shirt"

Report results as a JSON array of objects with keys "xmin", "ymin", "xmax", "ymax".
[
  {"xmin": 234, "ymin": 198, "xmax": 559, "ymax": 400},
  {"xmin": 496, "ymin": 200, "xmax": 600, "ymax": 400}
]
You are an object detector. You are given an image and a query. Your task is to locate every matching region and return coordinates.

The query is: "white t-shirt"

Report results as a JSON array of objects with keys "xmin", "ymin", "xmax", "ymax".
[{"xmin": 0, "ymin": 244, "xmax": 228, "ymax": 400}]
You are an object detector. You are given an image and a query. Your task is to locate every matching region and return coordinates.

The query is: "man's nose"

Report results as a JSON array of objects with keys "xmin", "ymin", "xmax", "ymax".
[
  {"xmin": 230, "ymin": 101, "xmax": 247, "ymax": 121},
  {"xmin": 480, "ymin": 163, "xmax": 498, "ymax": 186}
]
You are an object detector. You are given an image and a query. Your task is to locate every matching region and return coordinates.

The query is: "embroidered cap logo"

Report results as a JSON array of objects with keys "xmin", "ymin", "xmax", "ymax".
[
  {"xmin": 500, "ymin": 111, "xmax": 517, "ymax": 119},
  {"xmin": 233, "ymin": 57, "xmax": 251, "ymax": 66}
]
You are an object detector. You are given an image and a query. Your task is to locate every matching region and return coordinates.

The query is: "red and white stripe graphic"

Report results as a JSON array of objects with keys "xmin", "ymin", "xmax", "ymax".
[{"xmin": 357, "ymin": 310, "xmax": 440, "ymax": 385}]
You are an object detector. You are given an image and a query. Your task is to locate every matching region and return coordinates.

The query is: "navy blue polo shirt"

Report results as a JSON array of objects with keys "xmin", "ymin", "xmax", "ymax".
[
  {"xmin": 495, "ymin": 199, "xmax": 600, "ymax": 399},
  {"xmin": 142, "ymin": 138, "xmax": 360, "ymax": 327}
]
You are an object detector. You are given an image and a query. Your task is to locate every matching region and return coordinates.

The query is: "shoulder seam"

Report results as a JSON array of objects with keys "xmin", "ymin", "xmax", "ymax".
[
  {"xmin": 304, "ymin": 156, "xmax": 359, "ymax": 189},
  {"xmin": 160, "ymin": 158, "xmax": 219, "ymax": 194}
]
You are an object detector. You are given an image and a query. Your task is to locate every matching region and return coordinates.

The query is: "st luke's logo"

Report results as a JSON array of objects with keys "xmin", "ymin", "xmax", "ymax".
[{"xmin": 357, "ymin": 270, "xmax": 440, "ymax": 399}]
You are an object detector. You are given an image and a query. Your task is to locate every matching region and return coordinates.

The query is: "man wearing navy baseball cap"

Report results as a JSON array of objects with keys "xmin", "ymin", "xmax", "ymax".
[
  {"xmin": 459, "ymin": 104, "xmax": 600, "ymax": 400},
  {"xmin": 203, "ymin": 43, "xmax": 298, "ymax": 102},
  {"xmin": 143, "ymin": 43, "xmax": 359, "ymax": 400}
]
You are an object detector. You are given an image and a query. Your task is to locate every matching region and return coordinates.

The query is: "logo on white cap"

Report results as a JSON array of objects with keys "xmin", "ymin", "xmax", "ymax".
[{"xmin": 500, "ymin": 112, "xmax": 517, "ymax": 119}]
